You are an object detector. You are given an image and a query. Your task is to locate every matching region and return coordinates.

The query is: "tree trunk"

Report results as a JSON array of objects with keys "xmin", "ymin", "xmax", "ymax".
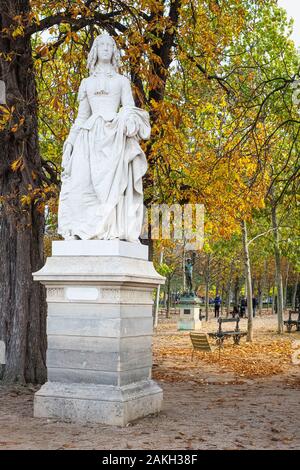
[
  {"xmin": 163, "ymin": 289, "xmax": 167, "ymax": 308},
  {"xmin": 242, "ymin": 220, "xmax": 253, "ymax": 342},
  {"xmin": 252, "ymin": 278, "xmax": 256, "ymax": 297},
  {"xmin": 258, "ymin": 260, "xmax": 267, "ymax": 315},
  {"xmin": 258, "ymin": 279, "xmax": 262, "ymax": 315},
  {"xmin": 220, "ymin": 284, "xmax": 225, "ymax": 316},
  {"xmin": 182, "ymin": 242, "xmax": 186, "ymax": 292},
  {"xmin": 226, "ymin": 260, "xmax": 234, "ymax": 317},
  {"xmin": 271, "ymin": 204, "xmax": 284, "ymax": 333},
  {"xmin": 266, "ymin": 280, "xmax": 270, "ymax": 310},
  {"xmin": 154, "ymin": 247, "xmax": 164, "ymax": 329},
  {"xmin": 166, "ymin": 275, "xmax": 171, "ymax": 318},
  {"xmin": 292, "ymin": 273, "xmax": 299, "ymax": 310},
  {"xmin": 271, "ymin": 284, "xmax": 275, "ymax": 315},
  {"xmin": 205, "ymin": 253, "xmax": 211, "ymax": 321},
  {"xmin": 234, "ymin": 276, "xmax": 240, "ymax": 308},
  {"xmin": 0, "ymin": 0, "xmax": 46, "ymax": 383},
  {"xmin": 283, "ymin": 262, "xmax": 290, "ymax": 309}
]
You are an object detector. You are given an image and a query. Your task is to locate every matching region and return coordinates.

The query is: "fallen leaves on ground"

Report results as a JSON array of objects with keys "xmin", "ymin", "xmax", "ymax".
[{"xmin": 153, "ymin": 336, "xmax": 294, "ymax": 380}]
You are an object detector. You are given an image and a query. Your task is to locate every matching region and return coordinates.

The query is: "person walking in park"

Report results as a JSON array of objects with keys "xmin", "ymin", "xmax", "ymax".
[{"xmin": 214, "ymin": 295, "xmax": 222, "ymax": 318}]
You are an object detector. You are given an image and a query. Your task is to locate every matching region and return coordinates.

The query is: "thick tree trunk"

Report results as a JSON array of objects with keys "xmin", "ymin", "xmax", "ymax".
[
  {"xmin": 271, "ymin": 204, "xmax": 284, "ymax": 333},
  {"xmin": 258, "ymin": 279, "xmax": 263, "ymax": 315},
  {"xmin": 242, "ymin": 221, "xmax": 253, "ymax": 342},
  {"xmin": 0, "ymin": 0, "xmax": 46, "ymax": 383},
  {"xmin": 258, "ymin": 260, "xmax": 267, "ymax": 315}
]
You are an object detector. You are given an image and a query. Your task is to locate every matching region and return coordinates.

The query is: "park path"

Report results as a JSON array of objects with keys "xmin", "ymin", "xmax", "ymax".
[
  {"xmin": 0, "ymin": 315, "xmax": 299, "ymax": 450},
  {"xmin": 0, "ymin": 373, "xmax": 299, "ymax": 450}
]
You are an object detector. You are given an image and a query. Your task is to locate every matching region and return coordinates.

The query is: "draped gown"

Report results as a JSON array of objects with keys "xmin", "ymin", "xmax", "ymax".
[{"xmin": 57, "ymin": 69, "xmax": 150, "ymax": 242}]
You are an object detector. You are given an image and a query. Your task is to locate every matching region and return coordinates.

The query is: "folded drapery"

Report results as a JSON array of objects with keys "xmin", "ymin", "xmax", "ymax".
[{"xmin": 58, "ymin": 106, "xmax": 149, "ymax": 241}]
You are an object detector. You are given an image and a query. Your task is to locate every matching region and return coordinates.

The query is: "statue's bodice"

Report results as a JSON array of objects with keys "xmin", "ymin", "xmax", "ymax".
[
  {"xmin": 65, "ymin": 70, "xmax": 136, "ymax": 145},
  {"xmin": 77, "ymin": 72, "xmax": 135, "ymax": 122},
  {"xmin": 85, "ymin": 75, "xmax": 122, "ymax": 120}
]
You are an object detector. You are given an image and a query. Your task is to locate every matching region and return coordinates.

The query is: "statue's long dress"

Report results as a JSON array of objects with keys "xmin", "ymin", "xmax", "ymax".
[{"xmin": 57, "ymin": 71, "xmax": 149, "ymax": 241}]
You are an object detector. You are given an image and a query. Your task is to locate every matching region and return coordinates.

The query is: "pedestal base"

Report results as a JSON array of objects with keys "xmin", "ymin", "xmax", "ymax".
[
  {"xmin": 177, "ymin": 318, "xmax": 202, "ymax": 331},
  {"xmin": 34, "ymin": 380, "xmax": 163, "ymax": 426},
  {"xmin": 177, "ymin": 295, "xmax": 202, "ymax": 331},
  {"xmin": 32, "ymin": 240, "xmax": 165, "ymax": 426}
]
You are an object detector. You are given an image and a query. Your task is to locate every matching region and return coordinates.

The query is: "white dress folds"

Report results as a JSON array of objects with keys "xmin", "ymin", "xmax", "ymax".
[{"xmin": 57, "ymin": 72, "xmax": 150, "ymax": 241}]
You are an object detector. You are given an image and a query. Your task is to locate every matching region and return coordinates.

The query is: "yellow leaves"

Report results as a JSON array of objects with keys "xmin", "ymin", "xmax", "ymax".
[
  {"xmin": 10, "ymin": 116, "xmax": 25, "ymax": 133},
  {"xmin": 140, "ymin": 0, "xmax": 164, "ymax": 14},
  {"xmin": 11, "ymin": 25, "xmax": 25, "ymax": 39},
  {"xmin": 153, "ymin": 327, "xmax": 293, "ymax": 381},
  {"xmin": 71, "ymin": 31, "xmax": 79, "ymax": 42},
  {"xmin": 44, "ymin": 185, "xmax": 56, "ymax": 194},
  {"xmin": 36, "ymin": 45, "xmax": 49, "ymax": 57},
  {"xmin": 65, "ymin": 31, "xmax": 79, "ymax": 43},
  {"xmin": 20, "ymin": 194, "xmax": 31, "ymax": 206},
  {"xmin": 28, "ymin": 11, "xmax": 40, "ymax": 26},
  {"xmin": 0, "ymin": 105, "xmax": 12, "ymax": 129},
  {"xmin": 11, "ymin": 157, "xmax": 24, "ymax": 172},
  {"xmin": 10, "ymin": 124, "xmax": 18, "ymax": 133},
  {"xmin": 36, "ymin": 202, "xmax": 45, "ymax": 214},
  {"xmin": 197, "ymin": 340, "xmax": 293, "ymax": 378},
  {"xmin": 0, "ymin": 106, "xmax": 25, "ymax": 133},
  {"xmin": 0, "ymin": 105, "xmax": 13, "ymax": 116},
  {"xmin": 49, "ymin": 96, "xmax": 64, "ymax": 112},
  {"xmin": 19, "ymin": 184, "xmax": 58, "ymax": 211}
]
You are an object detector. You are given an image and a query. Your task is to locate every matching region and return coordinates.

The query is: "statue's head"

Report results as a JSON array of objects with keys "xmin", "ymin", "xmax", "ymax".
[{"xmin": 87, "ymin": 33, "xmax": 120, "ymax": 75}]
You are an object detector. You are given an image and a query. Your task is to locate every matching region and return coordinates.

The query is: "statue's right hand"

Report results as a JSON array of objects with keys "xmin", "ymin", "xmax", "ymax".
[{"xmin": 62, "ymin": 142, "xmax": 73, "ymax": 178}]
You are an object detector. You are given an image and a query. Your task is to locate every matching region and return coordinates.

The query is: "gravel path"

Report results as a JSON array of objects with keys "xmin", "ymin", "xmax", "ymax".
[{"xmin": 0, "ymin": 315, "xmax": 299, "ymax": 450}]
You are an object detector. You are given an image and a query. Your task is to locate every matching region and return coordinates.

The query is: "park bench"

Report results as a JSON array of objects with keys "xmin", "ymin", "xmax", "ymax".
[
  {"xmin": 208, "ymin": 316, "xmax": 247, "ymax": 345},
  {"xmin": 189, "ymin": 332, "xmax": 215, "ymax": 359},
  {"xmin": 284, "ymin": 310, "xmax": 300, "ymax": 333}
]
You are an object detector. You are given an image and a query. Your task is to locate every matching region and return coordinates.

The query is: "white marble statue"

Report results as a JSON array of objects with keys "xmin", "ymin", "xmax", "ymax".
[{"xmin": 57, "ymin": 34, "xmax": 150, "ymax": 242}]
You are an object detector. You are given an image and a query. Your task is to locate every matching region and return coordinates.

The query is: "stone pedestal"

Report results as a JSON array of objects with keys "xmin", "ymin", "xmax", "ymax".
[
  {"xmin": 177, "ymin": 294, "xmax": 202, "ymax": 331},
  {"xmin": 33, "ymin": 240, "xmax": 165, "ymax": 426}
]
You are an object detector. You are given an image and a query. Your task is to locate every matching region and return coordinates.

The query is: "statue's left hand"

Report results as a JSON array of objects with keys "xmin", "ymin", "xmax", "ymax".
[{"xmin": 125, "ymin": 117, "xmax": 138, "ymax": 137}]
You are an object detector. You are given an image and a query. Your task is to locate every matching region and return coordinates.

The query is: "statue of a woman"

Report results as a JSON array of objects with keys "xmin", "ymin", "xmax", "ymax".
[{"xmin": 57, "ymin": 34, "xmax": 150, "ymax": 242}]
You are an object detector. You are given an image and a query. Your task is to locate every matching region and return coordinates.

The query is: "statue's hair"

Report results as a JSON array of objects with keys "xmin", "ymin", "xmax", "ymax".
[{"xmin": 87, "ymin": 34, "xmax": 120, "ymax": 75}]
